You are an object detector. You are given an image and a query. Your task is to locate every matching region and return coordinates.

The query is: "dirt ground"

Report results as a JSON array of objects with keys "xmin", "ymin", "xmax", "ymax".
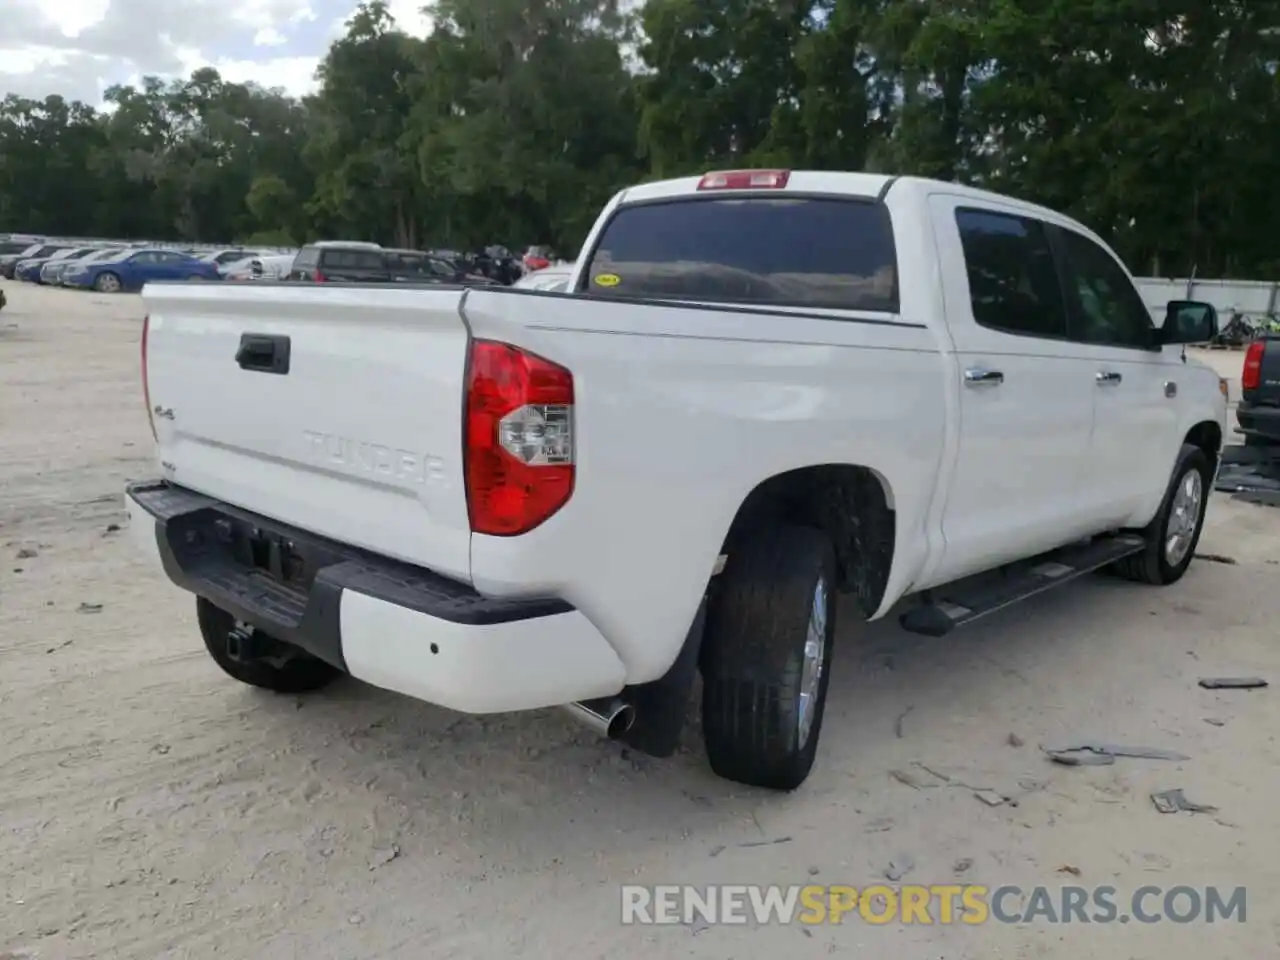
[{"xmin": 1, "ymin": 280, "xmax": 1278, "ymax": 960}]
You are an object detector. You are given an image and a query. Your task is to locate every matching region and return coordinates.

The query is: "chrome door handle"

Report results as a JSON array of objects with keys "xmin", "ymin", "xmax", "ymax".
[
  {"xmin": 1096, "ymin": 370, "xmax": 1122, "ymax": 385},
  {"xmin": 964, "ymin": 367, "xmax": 1004, "ymax": 387}
]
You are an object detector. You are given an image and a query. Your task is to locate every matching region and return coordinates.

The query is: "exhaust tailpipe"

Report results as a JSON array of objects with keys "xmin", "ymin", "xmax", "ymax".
[{"xmin": 561, "ymin": 697, "xmax": 635, "ymax": 739}]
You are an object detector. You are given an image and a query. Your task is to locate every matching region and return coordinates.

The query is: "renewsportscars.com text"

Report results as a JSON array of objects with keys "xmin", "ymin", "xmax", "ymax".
[{"xmin": 620, "ymin": 884, "xmax": 1247, "ymax": 926}]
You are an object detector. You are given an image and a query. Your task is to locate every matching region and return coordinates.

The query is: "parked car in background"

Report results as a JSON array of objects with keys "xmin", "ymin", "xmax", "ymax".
[
  {"xmin": 522, "ymin": 245, "xmax": 556, "ymax": 272},
  {"xmin": 62, "ymin": 247, "xmax": 221, "ymax": 292},
  {"xmin": 18, "ymin": 246, "xmax": 95, "ymax": 282},
  {"xmin": 512, "ymin": 263, "xmax": 573, "ymax": 292},
  {"xmin": 386, "ymin": 249, "xmax": 496, "ymax": 285},
  {"xmin": 44, "ymin": 247, "xmax": 125, "ymax": 285},
  {"xmin": 0, "ymin": 239, "xmax": 45, "ymax": 277},
  {"xmin": 2, "ymin": 243, "xmax": 71, "ymax": 279},
  {"xmin": 287, "ymin": 241, "xmax": 386, "ymax": 283}
]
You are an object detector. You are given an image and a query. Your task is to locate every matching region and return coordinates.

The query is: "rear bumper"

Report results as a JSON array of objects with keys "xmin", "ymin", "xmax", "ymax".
[
  {"xmin": 1236, "ymin": 401, "xmax": 1280, "ymax": 441},
  {"xmin": 125, "ymin": 480, "xmax": 626, "ymax": 713}
]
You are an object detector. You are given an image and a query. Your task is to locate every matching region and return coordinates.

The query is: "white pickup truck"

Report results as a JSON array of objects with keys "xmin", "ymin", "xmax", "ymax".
[{"xmin": 126, "ymin": 170, "xmax": 1228, "ymax": 791}]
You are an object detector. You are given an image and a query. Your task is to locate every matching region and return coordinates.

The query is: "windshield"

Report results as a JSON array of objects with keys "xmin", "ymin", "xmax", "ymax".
[{"xmin": 582, "ymin": 196, "xmax": 899, "ymax": 312}]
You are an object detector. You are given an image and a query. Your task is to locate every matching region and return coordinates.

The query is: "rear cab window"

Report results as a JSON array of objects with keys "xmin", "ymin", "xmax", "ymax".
[{"xmin": 580, "ymin": 196, "xmax": 898, "ymax": 313}]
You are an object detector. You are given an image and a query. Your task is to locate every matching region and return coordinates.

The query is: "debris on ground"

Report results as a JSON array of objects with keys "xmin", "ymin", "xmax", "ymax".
[
  {"xmin": 1194, "ymin": 552, "xmax": 1237, "ymax": 564},
  {"xmin": 738, "ymin": 837, "xmax": 792, "ymax": 849},
  {"xmin": 1057, "ymin": 865, "xmax": 1082, "ymax": 876},
  {"xmin": 103, "ymin": 523, "xmax": 121, "ymax": 534},
  {"xmin": 973, "ymin": 789, "xmax": 1008, "ymax": 807},
  {"xmin": 894, "ymin": 704, "xmax": 914, "ymax": 738},
  {"xmin": 1150, "ymin": 789, "xmax": 1218, "ymax": 814},
  {"xmin": 952, "ymin": 858, "xmax": 973, "ymax": 875},
  {"xmin": 708, "ymin": 845, "xmax": 725, "ymax": 858},
  {"xmin": 1203, "ymin": 717, "xmax": 1227, "ymax": 726},
  {"xmin": 369, "ymin": 844, "xmax": 400, "ymax": 870},
  {"xmin": 1044, "ymin": 742, "xmax": 1189, "ymax": 766},
  {"xmin": 1198, "ymin": 677, "xmax": 1268, "ymax": 690},
  {"xmin": 77, "ymin": 602, "xmax": 104, "ymax": 614},
  {"xmin": 884, "ymin": 855, "xmax": 915, "ymax": 882},
  {"xmin": 1007, "ymin": 733, "xmax": 1024, "ymax": 748},
  {"xmin": 15, "ymin": 547, "xmax": 36, "ymax": 559}
]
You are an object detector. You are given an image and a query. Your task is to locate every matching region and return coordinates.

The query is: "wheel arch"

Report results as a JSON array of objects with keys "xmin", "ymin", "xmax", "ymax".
[{"xmin": 718, "ymin": 463, "xmax": 897, "ymax": 618}]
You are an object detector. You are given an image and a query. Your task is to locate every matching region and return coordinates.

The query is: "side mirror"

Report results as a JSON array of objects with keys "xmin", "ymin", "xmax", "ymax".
[{"xmin": 1160, "ymin": 300, "xmax": 1218, "ymax": 345}]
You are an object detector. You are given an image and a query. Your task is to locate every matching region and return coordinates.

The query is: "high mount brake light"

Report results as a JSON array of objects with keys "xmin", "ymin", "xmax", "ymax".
[
  {"xmin": 465, "ymin": 340, "xmax": 575, "ymax": 536},
  {"xmin": 1242, "ymin": 340, "xmax": 1265, "ymax": 391},
  {"xmin": 697, "ymin": 169, "xmax": 791, "ymax": 191},
  {"xmin": 142, "ymin": 314, "xmax": 157, "ymax": 442}
]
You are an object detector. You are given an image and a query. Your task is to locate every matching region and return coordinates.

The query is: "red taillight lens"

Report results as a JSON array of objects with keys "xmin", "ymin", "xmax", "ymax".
[
  {"xmin": 313, "ymin": 270, "xmax": 327, "ymax": 283},
  {"xmin": 1242, "ymin": 340, "xmax": 1265, "ymax": 391},
  {"xmin": 465, "ymin": 340, "xmax": 574, "ymax": 536},
  {"xmin": 697, "ymin": 169, "xmax": 791, "ymax": 191},
  {"xmin": 142, "ymin": 314, "xmax": 157, "ymax": 442}
]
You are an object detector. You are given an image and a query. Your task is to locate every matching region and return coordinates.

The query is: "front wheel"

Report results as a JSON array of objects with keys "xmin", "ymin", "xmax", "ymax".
[
  {"xmin": 1111, "ymin": 444, "xmax": 1212, "ymax": 585},
  {"xmin": 94, "ymin": 272, "xmax": 121, "ymax": 293},
  {"xmin": 700, "ymin": 522, "xmax": 837, "ymax": 791}
]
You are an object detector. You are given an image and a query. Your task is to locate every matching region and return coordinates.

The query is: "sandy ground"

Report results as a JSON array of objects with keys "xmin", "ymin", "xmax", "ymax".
[{"xmin": 1, "ymin": 280, "xmax": 1278, "ymax": 960}]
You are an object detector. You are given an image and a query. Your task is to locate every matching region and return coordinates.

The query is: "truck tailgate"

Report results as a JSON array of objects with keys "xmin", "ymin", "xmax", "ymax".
[{"xmin": 142, "ymin": 283, "xmax": 474, "ymax": 582}]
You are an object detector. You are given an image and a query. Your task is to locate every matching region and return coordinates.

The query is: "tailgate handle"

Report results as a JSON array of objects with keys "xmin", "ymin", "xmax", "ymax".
[{"xmin": 236, "ymin": 334, "xmax": 290, "ymax": 375}]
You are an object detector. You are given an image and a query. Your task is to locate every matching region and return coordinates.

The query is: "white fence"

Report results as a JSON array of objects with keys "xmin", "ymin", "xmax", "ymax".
[{"xmin": 1136, "ymin": 277, "xmax": 1279, "ymax": 324}]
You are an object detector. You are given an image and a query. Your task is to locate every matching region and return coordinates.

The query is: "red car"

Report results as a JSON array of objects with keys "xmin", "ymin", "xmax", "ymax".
[{"xmin": 522, "ymin": 245, "xmax": 555, "ymax": 272}]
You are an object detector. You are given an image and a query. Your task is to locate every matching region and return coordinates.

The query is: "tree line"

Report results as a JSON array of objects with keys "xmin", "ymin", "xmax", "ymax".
[{"xmin": 0, "ymin": 0, "xmax": 1276, "ymax": 277}]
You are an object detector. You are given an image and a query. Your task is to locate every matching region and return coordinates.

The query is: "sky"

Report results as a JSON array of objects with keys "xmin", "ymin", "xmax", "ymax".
[{"xmin": 0, "ymin": 0, "xmax": 434, "ymax": 105}]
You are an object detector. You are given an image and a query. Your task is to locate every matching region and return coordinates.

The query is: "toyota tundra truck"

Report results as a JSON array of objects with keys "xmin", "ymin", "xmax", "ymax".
[{"xmin": 125, "ymin": 170, "xmax": 1228, "ymax": 791}]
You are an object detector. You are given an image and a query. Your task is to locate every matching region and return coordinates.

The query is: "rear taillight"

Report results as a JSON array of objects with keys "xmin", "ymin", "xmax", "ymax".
[
  {"xmin": 1243, "ymin": 340, "xmax": 1265, "ymax": 391},
  {"xmin": 465, "ymin": 340, "xmax": 574, "ymax": 536},
  {"xmin": 142, "ymin": 314, "xmax": 157, "ymax": 442},
  {"xmin": 313, "ymin": 270, "xmax": 327, "ymax": 283}
]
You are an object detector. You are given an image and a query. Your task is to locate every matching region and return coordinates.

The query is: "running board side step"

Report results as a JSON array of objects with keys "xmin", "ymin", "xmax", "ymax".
[{"xmin": 899, "ymin": 534, "xmax": 1146, "ymax": 637}]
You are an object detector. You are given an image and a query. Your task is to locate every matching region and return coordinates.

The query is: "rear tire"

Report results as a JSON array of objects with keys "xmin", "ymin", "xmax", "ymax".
[
  {"xmin": 700, "ymin": 522, "xmax": 837, "ymax": 791},
  {"xmin": 197, "ymin": 598, "xmax": 340, "ymax": 693},
  {"xmin": 1111, "ymin": 444, "xmax": 1211, "ymax": 585},
  {"xmin": 94, "ymin": 272, "xmax": 121, "ymax": 293}
]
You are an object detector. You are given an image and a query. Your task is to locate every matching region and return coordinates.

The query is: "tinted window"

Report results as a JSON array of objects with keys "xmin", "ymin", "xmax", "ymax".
[
  {"xmin": 34, "ymin": 245, "xmax": 67, "ymax": 258},
  {"xmin": 320, "ymin": 249, "xmax": 386, "ymax": 271},
  {"xmin": 955, "ymin": 209, "xmax": 1068, "ymax": 339},
  {"xmin": 1055, "ymin": 228, "xmax": 1153, "ymax": 349},
  {"xmin": 214, "ymin": 251, "xmax": 246, "ymax": 264},
  {"xmin": 583, "ymin": 197, "xmax": 898, "ymax": 312},
  {"xmin": 294, "ymin": 247, "xmax": 320, "ymax": 268}
]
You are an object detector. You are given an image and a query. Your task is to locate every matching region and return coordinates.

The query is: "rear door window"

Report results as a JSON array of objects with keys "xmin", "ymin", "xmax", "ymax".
[
  {"xmin": 954, "ymin": 208, "xmax": 1069, "ymax": 339},
  {"xmin": 582, "ymin": 197, "xmax": 899, "ymax": 312}
]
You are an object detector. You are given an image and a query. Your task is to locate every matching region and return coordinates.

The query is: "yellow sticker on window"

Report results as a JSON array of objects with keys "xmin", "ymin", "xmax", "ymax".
[{"xmin": 594, "ymin": 273, "xmax": 620, "ymax": 287}]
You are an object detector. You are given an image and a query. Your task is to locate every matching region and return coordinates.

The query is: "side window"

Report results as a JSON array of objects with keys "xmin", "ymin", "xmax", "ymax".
[
  {"xmin": 131, "ymin": 251, "xmax": 157, "ymax": 264},
  {"xmin": 294, "ymin": 248, "xmax": 319, "ymax": 268},
  {"xmin": 1054, "ymin": 228, "xmax": 1153, "ymax": 349},
  {"xmin": 955, "ymin": 208, "xmax": 1068, "ymax": 339}
]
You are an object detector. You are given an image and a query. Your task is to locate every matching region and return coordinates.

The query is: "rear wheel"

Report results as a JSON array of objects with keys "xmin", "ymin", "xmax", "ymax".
[
  {"xmin": 197, "ymin": 597, "xmax": 340, "ymax": 693},
  {"xmin": 94, "ymin": 272, "xmax": 121, "ymax": 293},
  {"xmin": 1111, "ymin": 444, "xmax": 1212, "ymax": 585},
  {"xmin": 700, "ymin": 522, "xmax": 837, "ymax": 791}
]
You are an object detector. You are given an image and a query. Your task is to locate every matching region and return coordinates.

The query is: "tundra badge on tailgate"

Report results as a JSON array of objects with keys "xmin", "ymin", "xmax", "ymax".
[{"xmin": 302, "ymin": 430, "xmax": 444, "ymax": 486}]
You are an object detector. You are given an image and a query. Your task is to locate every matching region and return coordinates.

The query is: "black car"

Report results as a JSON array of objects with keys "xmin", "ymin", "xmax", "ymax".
[
  {"xmin": 288, "ymin": 241, "xmax": 495, "ymax": 285},
  {"xmin": 288, "ymin": 242, "xmax": 390, "ymax": 283},
  {"xmin": 388, "ymin": 249, "xmax": 496, "ymax": 285}
]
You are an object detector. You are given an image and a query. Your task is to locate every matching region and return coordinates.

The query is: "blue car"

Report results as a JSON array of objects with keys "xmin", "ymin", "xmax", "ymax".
[{"xmin": 62, "ymin": 248, "xmax": 222, "ymax": 293}]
